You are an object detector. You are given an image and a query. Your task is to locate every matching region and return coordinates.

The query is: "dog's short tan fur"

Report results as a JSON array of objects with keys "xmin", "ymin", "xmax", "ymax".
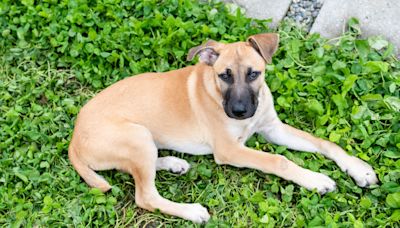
[{"xmin": 69, "ymin": 33, "xmax": 378, "ymax": 223}]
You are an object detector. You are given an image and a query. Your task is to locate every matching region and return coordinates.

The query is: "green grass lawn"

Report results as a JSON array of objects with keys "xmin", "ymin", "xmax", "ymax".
[{"xmin": 1, "ymin": 0, "xmax": 399, "ymax": 227}]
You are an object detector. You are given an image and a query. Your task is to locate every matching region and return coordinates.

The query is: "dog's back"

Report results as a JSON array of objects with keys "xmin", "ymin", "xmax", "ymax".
[{"xmin": 68, "ymin": 65, "xmax": 203, "ymax": 191}]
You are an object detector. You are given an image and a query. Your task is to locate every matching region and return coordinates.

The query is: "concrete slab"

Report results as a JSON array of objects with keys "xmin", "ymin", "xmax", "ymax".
[
  {"xmin": 310, "ymin": 0, "xmax": 400, "ymax": 54},
  {"xmin": 223, "ymin": 0, "xmax": 292, "ymax": 28}
]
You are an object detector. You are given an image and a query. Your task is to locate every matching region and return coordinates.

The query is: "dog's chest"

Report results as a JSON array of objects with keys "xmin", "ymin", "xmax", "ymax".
[
  {"xmin": 227, "ymin": 121, "xmax": 257, "ymax": 143},
  {"xmin": 226, "ymin": 108, "xmax": 267, "ymax": 143}
]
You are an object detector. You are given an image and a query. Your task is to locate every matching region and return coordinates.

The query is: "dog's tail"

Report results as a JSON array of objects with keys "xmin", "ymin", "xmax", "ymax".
[{"xmin": 68, "ymin": 143, "xmax": 111, "ymax": 192}]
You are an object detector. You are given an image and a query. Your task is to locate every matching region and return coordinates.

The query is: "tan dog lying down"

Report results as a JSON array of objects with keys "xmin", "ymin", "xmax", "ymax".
[{"xmin": 69, "ymin": 33, "xmax": 378, "ymax": 223}]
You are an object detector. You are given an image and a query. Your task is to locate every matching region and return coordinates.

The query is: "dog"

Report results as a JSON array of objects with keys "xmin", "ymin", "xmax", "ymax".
[{"xmin": 68, "ymin": 33, "xmax": 378, "ymax": 223}]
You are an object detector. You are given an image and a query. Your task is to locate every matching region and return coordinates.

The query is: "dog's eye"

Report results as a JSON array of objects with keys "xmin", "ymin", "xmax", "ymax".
[
  {"xmin": 218, "ymin": 69, "xmax": 233, "ymax": 83},
  {"xmin": 219, "ymin": 74, "xmax": 229, "ymax": 80},
  {"xmin": 247, "ymin": 71, "xmax": 261, "ymax": 81}
]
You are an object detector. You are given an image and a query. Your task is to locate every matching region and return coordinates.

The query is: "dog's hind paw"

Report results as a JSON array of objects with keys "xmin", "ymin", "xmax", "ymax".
[
  {"xmin": 156, "ymin": 156, "xmax": 190, "ymax": 174},
  {"xmin": 341, "ymin": 156, "xmax": 378, "ymax": 187}
]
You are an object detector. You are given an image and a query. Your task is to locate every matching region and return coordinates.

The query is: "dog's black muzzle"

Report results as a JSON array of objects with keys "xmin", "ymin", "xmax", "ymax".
[{"xmin": 223, "ymin": 87, "xmax": 258, "ymax": 120}]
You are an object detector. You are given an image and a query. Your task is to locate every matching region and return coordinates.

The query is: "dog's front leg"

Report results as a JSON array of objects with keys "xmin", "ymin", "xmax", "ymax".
[
  {"xmin": 258, "ymin": 118, "xmax": 378, "ymax": 187},
  {"xmin": 214, "ymin": 142, "xmax": 336, "ymax": 194}
]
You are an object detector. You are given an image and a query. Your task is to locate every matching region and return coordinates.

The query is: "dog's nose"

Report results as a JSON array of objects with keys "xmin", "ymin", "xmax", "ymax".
[{"xmin": 232, "ymin": 102, "xmax": 247, "ymax": 117}]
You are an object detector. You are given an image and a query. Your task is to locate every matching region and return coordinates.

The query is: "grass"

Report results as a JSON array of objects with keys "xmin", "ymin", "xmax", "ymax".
[{"xmin": 1, "ymin": 0, "xmax": 400, "ymax": 227}]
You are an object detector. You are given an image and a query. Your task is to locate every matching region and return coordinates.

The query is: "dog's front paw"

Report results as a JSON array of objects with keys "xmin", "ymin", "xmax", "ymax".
[
  {"xmin": 168, "ymin": 157, "xmax": 190, "ymax": 174},
  {"xmin": 297, "ymin": 170, "xmax": 336, "ymax": 195},
  {"xmin": 156, "ymin": 156, "xmax": 190, "ymax": 174},
  {"xmin": 180, "ymin": 203, "xmax": 210, "ymax": 224},
  {"xmin": 341, "ymin": 156, "xmax": 378, "ymax": 187}
]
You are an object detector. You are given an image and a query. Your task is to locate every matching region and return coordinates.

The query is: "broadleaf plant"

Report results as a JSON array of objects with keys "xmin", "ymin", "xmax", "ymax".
[{"xmin": 1, "ymin": 1, "xmax": 399, "ymax": 227}]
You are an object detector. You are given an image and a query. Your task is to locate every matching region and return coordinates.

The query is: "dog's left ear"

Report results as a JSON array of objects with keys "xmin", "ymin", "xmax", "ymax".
[
  {"xmin": 247, "ymin": 33, "xmax": 279, "ymax": 64},
  {"xmin": 187, "ymin": 40, "xmax": 220, "ymax": 66}
]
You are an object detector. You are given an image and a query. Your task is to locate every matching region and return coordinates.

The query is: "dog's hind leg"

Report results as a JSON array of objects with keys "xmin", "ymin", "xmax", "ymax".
[
  {"xmin": 120, "ymin": 124, "xmax": 209, "ymax": 224},
  {"xmin": 156, "ymin": 156, "xmax": 190, "ymax": 174}
]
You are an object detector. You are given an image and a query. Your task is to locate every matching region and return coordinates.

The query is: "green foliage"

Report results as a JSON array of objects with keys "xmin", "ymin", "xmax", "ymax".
[
  {"xmin": 0, "ymin": 1, "xmax": 399, "ymax": 227},
  {"xmin": 0, "ymin": 0, "xmax": 268, "ymax": 88}
]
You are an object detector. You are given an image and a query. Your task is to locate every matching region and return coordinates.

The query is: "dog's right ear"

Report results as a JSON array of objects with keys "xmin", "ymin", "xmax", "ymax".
[{"xmin": 187, "ymin": 40, "xmax": 220, "ymax": 66}]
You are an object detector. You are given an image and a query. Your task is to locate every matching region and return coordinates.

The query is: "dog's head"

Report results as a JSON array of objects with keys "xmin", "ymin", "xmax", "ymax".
[{"xmin": 187, "ymin": 33, "xmax": 279, "ymax": 120}]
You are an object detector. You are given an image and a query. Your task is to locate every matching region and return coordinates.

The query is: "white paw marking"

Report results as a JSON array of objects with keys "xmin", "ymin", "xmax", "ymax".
[
  {"xmin": 156, "ymin": 156, "xmax": 190, "ymax": 174},
  {"xmin": 298, "ymin": 170, "xmax": 336, "ymax": 195},
  {"xmin": 341, "ymin": 156, "xmax": 378, "ymax": 187},
  {"xmin": 180, "ymin": 203, "xmax": 210, "ymax": 224}
]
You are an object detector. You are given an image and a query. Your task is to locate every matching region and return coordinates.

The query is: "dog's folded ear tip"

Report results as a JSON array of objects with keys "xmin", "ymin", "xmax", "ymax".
[
  {"xmin": 247, "ymin": 33, "xmax": 279, "ymax": 42},
  {"xmin": 187, "ymin": 46, "xmax": 199, "ymax": 61},
  {"xmin": 186, "ymin": 40, "xmax": 220, "ymax": 65},
  {"xmin": 247, "ymin": 33, "xmax": 279, "ymax": 63}
]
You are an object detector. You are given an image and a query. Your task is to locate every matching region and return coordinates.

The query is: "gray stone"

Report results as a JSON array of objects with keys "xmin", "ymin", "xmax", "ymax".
[
  {"xmin": 225, "ymin": 0, "xmax": 292, "ymax": 28},
  {"xmin": 310, "ymin": 0, "xmax": 400, "ymax": 54}
]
